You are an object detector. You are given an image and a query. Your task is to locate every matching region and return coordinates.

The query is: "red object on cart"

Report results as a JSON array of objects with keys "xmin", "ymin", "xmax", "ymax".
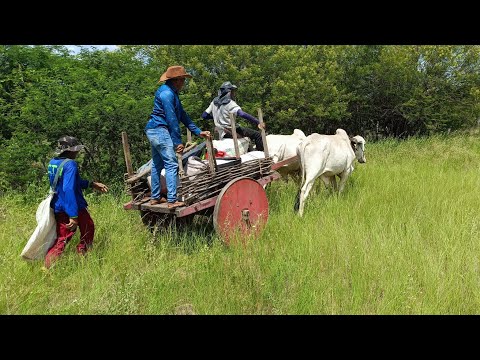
[{"xmin": 205, "ymin": 149, "xmax": 226, "ymax": 159}]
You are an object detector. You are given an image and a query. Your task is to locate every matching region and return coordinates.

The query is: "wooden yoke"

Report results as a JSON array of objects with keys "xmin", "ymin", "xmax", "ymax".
[
  {"xmin": 228, "ymin": 113, "xmax": 241, "ymax": 159},
  {"xmin": 258, "ymin": 108, "xmax": 269, "ymax": 158}
]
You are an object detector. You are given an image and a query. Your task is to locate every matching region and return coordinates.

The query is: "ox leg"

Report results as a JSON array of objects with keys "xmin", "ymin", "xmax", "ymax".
[
  {"xmin": 321, "ymin": 175, "xmax": 330, "ymax": 189},
  {"xmin": 337, "ymin": 168, "xmax": 352, "ymax": 193},
  {"xmin": 321, "ymin": 175, "xmax": 337, "ymax": 193},
  {"xmin": 331, "ymin": 176, "xmax": 338, "ymax": 192},
  {"xmin": 298, "ymin": 178, "xmax": 316, "ymax": 217}
]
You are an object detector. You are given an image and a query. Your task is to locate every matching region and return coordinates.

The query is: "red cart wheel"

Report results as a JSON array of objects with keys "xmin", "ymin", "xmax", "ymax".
[{"xmin": 213, "ymin": 177, "xmax": 269, "ymax": 245}]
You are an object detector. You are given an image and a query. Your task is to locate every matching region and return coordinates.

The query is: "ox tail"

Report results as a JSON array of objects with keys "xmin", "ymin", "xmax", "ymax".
[
  {"xmin": 298, "ymin": 139, "xmax": 309, "ymax": 187},
  {"xmin": 294, "ymin": 139, "xmax": 309, "ymax": 212}
]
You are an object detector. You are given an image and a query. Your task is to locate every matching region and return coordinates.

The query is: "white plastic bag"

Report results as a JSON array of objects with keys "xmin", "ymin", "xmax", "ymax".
[
  {"xmin": 212, "ymin": 138, "xmax": 250, "ymax": 157},
  {"xmin": 240, "ymin": 151, "xmax": 265, "ymax": 163},
  {"xmin": 184, "ymin": 156, "xmax": 209, "ymax": 180},
  {"xmin": 21, "ymin": 193, "xmax": 57, "ymax": 261}
]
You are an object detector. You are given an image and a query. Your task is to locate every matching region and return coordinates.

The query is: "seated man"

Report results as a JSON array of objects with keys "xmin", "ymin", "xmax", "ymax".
[{"xmin": 201, "ymin": 81, "xmax": 265, "ymax": 151}]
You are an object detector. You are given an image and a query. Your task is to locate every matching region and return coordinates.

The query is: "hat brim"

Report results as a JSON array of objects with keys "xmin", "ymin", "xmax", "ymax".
[
  {"xmin": 159, "ymin": 73, "xmax": 193, "ymax": 82},
  {"xmin": 55, "ymin": 144, "xmax": 85, "ymax": 155}
]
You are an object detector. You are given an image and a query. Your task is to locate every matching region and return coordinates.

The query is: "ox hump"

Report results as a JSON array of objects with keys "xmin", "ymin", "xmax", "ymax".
[
  {"xmin": 293, "ymin": 129, "xmax": 307, "ymax": 140},
  {"xmin": 335, "ymin": 128, "xmax": 349, "ymax": 139}
]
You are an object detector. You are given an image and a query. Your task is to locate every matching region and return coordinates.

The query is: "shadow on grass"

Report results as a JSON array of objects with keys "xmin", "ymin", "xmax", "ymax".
[{"xmin": 147, "ymin": 213, "xmax": 218, "ymax": 254}]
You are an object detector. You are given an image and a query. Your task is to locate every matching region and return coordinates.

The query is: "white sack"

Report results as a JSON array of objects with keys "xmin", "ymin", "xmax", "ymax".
[
  {"xmin": 240, "ymin": 151, "xmax": 265, "ymax": 163},
  {"xmin": 21, "ymin": 193, "xmax": 57, "ymax": 261},
  {"xmin": 212, "ymin": 138, "xmax": 250, "ymax": 157}
]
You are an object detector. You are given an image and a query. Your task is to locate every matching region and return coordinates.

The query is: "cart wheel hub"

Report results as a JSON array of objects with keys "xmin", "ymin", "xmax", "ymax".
[{"xmin": 213, "ymin": 177, "xmax": 269, "ymax": 245}]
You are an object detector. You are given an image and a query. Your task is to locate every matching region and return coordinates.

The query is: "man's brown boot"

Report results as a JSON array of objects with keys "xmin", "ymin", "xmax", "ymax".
[
  {"xmin": 150, "ymin": 198, "xmax": 167, "ymax": 205},
  {"xmin": 167, "ymin": 201, "xmax": 185, "ymax": 209}
]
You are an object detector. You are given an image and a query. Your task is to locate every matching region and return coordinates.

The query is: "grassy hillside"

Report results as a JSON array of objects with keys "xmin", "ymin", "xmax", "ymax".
[{"xmin": 1, "ymin": 132, "xmax": 479, "ymax": 314}]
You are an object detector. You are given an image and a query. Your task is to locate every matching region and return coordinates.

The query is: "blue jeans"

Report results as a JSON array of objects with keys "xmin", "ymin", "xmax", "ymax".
[{"xmin": 145, "ymin": 127, "xmax": 178, "ymax": 203}]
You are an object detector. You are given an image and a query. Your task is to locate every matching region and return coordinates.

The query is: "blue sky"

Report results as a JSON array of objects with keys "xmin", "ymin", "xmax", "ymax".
[{"xmin": 65, "ymin": 45, "xmax": 118, "ymax": 54}]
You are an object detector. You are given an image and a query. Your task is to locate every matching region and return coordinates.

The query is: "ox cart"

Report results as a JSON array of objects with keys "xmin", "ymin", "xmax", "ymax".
[{"xmin": 121, "ymin": 111, "xmax": 298, "ymax": 244}]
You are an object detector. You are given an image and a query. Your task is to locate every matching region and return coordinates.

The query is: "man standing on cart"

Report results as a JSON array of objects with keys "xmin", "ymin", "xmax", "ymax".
[{"xmin": 145, "ymin": 65, "xmax": 210, "ymax": 209}]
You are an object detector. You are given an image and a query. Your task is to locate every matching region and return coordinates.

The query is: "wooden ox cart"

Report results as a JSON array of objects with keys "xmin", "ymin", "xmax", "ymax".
[{"xmin": 121, "ymin": 110, "xmax": 298, "ymax": 244}]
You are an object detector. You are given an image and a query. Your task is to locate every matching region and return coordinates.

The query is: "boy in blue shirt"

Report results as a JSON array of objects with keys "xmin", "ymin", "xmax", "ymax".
[{"xmin": 45, "ymin": 135, "xmax": 108, "ymax": 268}]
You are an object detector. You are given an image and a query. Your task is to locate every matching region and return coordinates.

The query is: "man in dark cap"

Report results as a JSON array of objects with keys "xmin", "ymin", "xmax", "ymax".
[
  {"xmin": 145, "ymin": 65, "xmax": 211, "ymax": 208},
  {"xmin": 44, "ymin": 135, "xmax": 108, "ymax": 269},
  {"xmin": 201, "ymin": 81, "xmax": 265, "ymax": 151}
]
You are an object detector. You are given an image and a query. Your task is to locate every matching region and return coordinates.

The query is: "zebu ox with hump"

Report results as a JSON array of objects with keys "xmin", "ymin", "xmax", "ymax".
[
  {"xmin": 266, "ymin": 129, "xmax": 307, "ymax": 178},
  {"xmin": 294, "ymin": 129, "xmax": 366, "ymax": 216}
]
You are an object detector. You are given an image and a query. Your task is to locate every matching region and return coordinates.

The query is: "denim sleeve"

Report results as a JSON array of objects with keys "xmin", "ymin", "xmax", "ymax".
[
  {"xmin": 62, "ymin": 163, "xmax": 79, "ymax": 218},
  {"xmin": 160, "ymin": 91, "xmax": 183, "ymax": 146},
  {"xmin": 237, "ymin": 109, "xmax": 260, "ymax": 125}
]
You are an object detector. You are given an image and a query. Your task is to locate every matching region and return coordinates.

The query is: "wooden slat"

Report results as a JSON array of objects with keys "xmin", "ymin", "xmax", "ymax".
[
  {"xmin": 177, "ymin": 153, "xmax": 185, "ymax": 177},
  {"xmin": 121, "ymin": 131, "xmax": 134, "ymax": 177},
  {"xmin": 205, "ymin": 137, "xmax": 216, "ymax": 173},
  {"xmin": 182, "ymin": 142, "xmax": 197, "ymax": 154},
  {"xmin": 271, "ymin": 155, "xmax": 299, "ymax": 171},
  {"xmin": 176, "ymin": 196, "xmax": 218, "ymax": 217},
  {"xmin": 228, "ymin": 113, "xmax": 241, "ymax": 159},
  {"xmin": 125, "ymin": 167, "xmax": 151, "ymax": 184},
  {"xmin": 256, "ymin": 171, "xmax": 281, "ymax": 186},
  {"xmin": 258, "ymin": 108, "xmax": 269, "ymax": 158}
]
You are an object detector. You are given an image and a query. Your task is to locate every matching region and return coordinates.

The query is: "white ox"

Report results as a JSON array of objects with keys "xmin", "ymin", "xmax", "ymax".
[
  {"xmin": 295, "ymin": 128, "xmax": 366, "ymax": 216},
  {"xmin": 266, "ymin": 129, "xmax": 307, "ymax": 178}
]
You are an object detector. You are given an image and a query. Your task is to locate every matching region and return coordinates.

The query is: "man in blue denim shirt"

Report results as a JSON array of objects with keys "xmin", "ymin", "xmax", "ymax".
[{"xmin": 145, "ymin": 65, "xmax": 210, "ymax": 209}]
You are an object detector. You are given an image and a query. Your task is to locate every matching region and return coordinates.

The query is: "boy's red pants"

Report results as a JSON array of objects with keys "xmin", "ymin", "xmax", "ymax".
[{"xmin": 45, "ymin": 208, "xmax": 95, "ymax": 268}]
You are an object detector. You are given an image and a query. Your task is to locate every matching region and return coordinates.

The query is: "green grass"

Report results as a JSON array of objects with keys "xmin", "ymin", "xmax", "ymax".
[{"xmin": 1, "ymin": 132, "xmax": 480, "ymax": 314}]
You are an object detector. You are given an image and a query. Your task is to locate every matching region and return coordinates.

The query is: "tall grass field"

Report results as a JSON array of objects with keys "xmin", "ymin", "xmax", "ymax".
[{"xmin": 1, "ymin": 132, "xmax": 479, "ymax": 314}]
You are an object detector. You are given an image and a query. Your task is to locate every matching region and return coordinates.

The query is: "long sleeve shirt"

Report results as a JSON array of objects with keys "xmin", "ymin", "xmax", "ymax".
[
  {"xmin": 145, "ymin": 82, "xmax": 201, "ymax": 146},
  {"xmin": 202, "ymin": 101, "xmax": 260, "ymax": 139},
  {"xmin": 48, "ymin": 158, "xmax": 90, "ymax": 218}
]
